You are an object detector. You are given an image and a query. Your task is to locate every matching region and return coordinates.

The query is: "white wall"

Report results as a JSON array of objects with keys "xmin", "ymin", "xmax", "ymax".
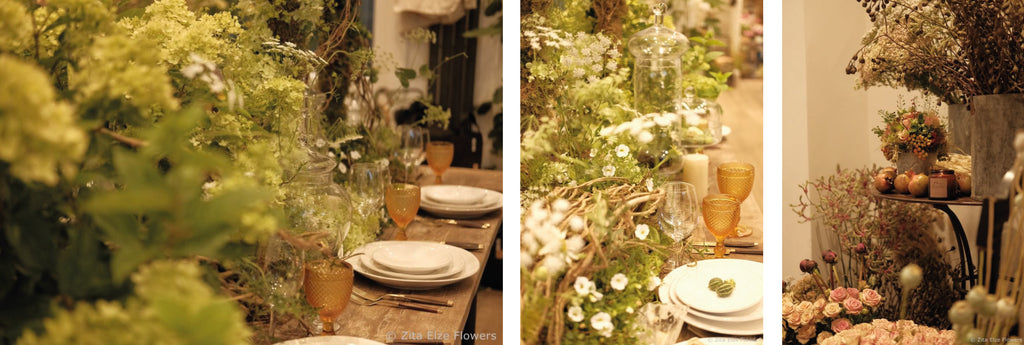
[
  {"xmin": 783, "ymin": 1, "xmax": 977, "ymax": 279},
  {"xmin": 373, "ymin": 0, "xmax": 503, "ymax": 169}
]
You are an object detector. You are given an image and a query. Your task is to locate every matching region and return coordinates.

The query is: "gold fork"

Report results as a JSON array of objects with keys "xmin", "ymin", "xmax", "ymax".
[
  {"xmin": 352, "ymin": 287, "xmax": 454, "ymax": 306},
  {"xmin": 350, "ymin": 293, "xmax": 443, "ymax": 313}
]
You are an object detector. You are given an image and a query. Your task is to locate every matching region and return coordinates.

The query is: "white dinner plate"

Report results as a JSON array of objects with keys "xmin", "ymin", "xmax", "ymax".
[
  {"xmin": 370, "ymin": 241, "xmax": 452, "ymax": 274},
  {"xmin": 419, "ymin": 189, "xmax": 502, "ymax": 219},
  {"xmin": 670, "ymin": 259, "xmax": 762, "ymax": 314},
  {"xmin": 658, "ymin": 268, "xmax": 763, "ymax": 323},
  {"xmin": 274, "ymin": 335, "xmax": 385, "ymax": 345},
  {"xmin": 676, "ymin": 337, "xmax": 760, "ymax": 345},
  {"xmin": 351, "ymin": 242, "xmax": 480, "ymax": 290},
  {"xmin": 683, "ymin": 313, "xmax": 763, "ymax": 336},
  {"xmin": 422, "ymin": 185, "xmax": 488, "ymax": 205},
  {"xmin": 359, "ymin": 253, "xmax": 464, "ymax": 280}
]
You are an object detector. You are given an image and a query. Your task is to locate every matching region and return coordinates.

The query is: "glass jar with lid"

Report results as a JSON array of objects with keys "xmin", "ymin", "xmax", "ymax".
[
  {"xmin": 291, "ymin": 155, "xmax": 354, "ymax": 257},
  {"xmin": 677, "ymin": 86, "xmax": 724, "ymax": 147},
  {"xmin": 627, "ymin": 3, "xmax": 689, "ymax": 115}
]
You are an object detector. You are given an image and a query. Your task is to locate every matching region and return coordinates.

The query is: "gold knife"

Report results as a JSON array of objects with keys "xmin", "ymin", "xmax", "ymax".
[{"xmin": 692, "ymin": 239, "xmax": 759, "ymax": 248}]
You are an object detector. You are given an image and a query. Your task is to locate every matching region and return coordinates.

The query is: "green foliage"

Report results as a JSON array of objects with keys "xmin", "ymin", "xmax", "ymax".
[{"xmin": 15, "ymin": 260, "xmax": 251, "ymax": 345}]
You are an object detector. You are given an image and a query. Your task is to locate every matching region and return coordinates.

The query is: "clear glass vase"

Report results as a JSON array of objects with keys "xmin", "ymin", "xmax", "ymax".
[
  {"xmin": 294, "ymin": 155, "xmax": 353, "ymax": 257},
  {"xmin": 628, "ymin": 3, "xmax": 689, "ymax": 115}
]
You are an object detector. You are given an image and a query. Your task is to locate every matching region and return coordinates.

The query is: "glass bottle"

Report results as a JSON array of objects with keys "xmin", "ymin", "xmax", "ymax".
[
  {"xmin": 627, "ymin": 3, "xmax": 689, "ymax": 115},
  {"xmin": 677, "ymin": 86, "xmax": 723, "ymax": 147},
  {"xmin": 293, "ymin": 154, "xmax": 354, "ymax": 257}
]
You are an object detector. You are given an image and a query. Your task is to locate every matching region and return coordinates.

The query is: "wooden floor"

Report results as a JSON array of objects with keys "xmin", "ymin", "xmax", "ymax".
[{"xmin": 716, "ymin": 78, "xmax": 764, "ymax": 208}]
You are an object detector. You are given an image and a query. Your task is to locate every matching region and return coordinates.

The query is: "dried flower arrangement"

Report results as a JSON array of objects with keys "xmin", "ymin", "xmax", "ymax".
[
  {"xmin": 847, "ymin": 0, "xmax": 1024, "ymax": 104},
  {"xmin": 791, "ymin": 166, "xmax": 965, "ymax": 329},
  {"xmin": 871, "ymin": 100, "xmax": 948, "ymax": 162}
]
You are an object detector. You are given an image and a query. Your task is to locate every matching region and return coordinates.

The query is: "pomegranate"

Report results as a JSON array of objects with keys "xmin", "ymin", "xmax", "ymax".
[
  {"xmin": 874, "ymin": 172, "xmax": 893, "ymax": 193},
  {"xmin": 880, "ymin": 167, "xmax": 897, "ymax": 180},
  {"xmin": 957, "ymin": 174, "xmax": 972, "ymax": 195},
  {"xmin": 894, "ymin": 173, "xmax": 911, "ymax": 194},
  {"xmin": 908, "ymin": 173, "xmax": 930, "ymax": 197}
]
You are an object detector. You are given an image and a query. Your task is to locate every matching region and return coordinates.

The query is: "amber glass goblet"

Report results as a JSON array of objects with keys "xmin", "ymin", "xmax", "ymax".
[
  {"xmin": 716, "ymin": 162, "xmax": 754, "ymax": 236},
  {"xmin": 303, "ymin": 259, "xmax": 354, "ymax": 335},
  {"xmin": 385, "ymin": 183, "xmax": 420, "ymax": 240},
  {"xmin": 426, "ymin": 141, "xmax": 454, "ymax": 184},
  {"xmin": 702, "ymin": 194, "xmax": 741, "ymax": 258}
]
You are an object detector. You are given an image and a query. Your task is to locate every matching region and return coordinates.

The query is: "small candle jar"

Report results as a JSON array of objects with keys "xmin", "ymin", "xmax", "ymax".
[{"xmin": 929, "ymin": 167, "xmax": 957, "ymax": 200}]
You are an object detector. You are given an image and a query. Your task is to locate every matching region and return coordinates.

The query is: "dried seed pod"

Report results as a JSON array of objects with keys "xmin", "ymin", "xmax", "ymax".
[
  {"xmin": 715, "ymin": 282, "xmax": 735, "ymax": 297},
  {"xmin": 708, "ymin": 277, "xmax": 724, "ymax": 290}
]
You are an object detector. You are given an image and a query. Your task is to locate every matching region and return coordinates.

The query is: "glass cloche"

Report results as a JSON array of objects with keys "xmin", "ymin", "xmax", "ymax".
[
  {"xmin": 677, "ymin": 86, "xmax": 723, "ymax": 147},
  {"xmin": 627, "ymin": 3, "xmax": 689, "ymax": 115}
]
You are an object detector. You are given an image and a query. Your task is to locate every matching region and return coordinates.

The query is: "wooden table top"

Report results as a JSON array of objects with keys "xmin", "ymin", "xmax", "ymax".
[
  {"xmin": 872, "ymin": 190, "xmax": 982, "ymax": 207},
  {"xmin": 330, "ymin": 166, "xmax": 503, "ymax": 344}
]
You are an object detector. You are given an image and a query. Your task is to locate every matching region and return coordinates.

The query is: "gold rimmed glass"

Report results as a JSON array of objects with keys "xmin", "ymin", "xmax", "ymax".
[
  {"xmin": 303, "ymin": 259, "xmax": 354, "ymax": 335},
  {"xmin": 385, "ymin": 183, "xmax": 420, "ymax": 241},
  {"xmin": 426, "ymin": 141, "xmax": 454, "ymax": 184},
  {"xmin": 702, "ymin": 194, "xmax": 741, "ymax": 258},
  {"xmin": 716, "ymin": 162, "xmax": 754, "ymax": 237}
]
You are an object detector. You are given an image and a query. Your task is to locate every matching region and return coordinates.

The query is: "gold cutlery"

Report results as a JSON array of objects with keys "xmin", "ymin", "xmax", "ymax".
[
  {"xmin": 350, "ymin": 294, "xmax": 443, "ymax": 313},
  {"xmin": 441, "ymin": 241, "xmax": 483, "ymax": 251},
  {"xmin": 434, "ymin": 218, "xmax": 491, "ymax": 229},
  {"xmin": 692, "ymin": 239, "xmax": 759, "ymax": 248},
  {"xmin": 352, "ymin": 287, "xmax": 454, "ymax": 307}
]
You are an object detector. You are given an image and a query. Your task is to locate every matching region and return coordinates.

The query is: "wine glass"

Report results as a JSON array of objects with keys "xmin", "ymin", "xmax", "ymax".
[
  {"xmin": 702, "ymin": 194, "xmax": 741, "ymax": 258},
  {"xmin": 385, "ymin": 183, "xmax": 420, "ymax": 241},
  {"xmin": 716, "ymin": 162, "xmax": 754, "ymax": 237},
  {"xmin": 658, "ymin": 181, "xmax": 698, "ymax": 268},
  {"xmin": 303, "ymin": 259, "xmax": 354, "ymax": 335},
  {"xmin": 392, "ymin": 125, "xmax": 427, "ymax": 182},
  {"xmin": 426, "ymin": 141, "xmax": 454, "ymax": 184},
  {"xmin": 636, "ymin": 302, "xmax": 689, "ymax": 345},
  {"xmin": 264, "ymin": 236, "xmax": 301, "ymax": 338},
  {"xmin": 350, "ymin": 162, "xmax": 389, "ymax": 218}
]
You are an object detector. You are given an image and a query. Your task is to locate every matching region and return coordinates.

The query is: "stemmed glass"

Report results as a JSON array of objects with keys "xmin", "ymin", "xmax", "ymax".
[
  {"xmin": 702, "ymin": 194, "xmax": 742, "ymax": 258},
  {"xmin": 303, "ymin": 259, "xmax": 354, "ymax": 335},
  {"xmin": 426, "ymin": 141, "xmax": 454, "ymax": 184},
  {"xmin": 635, "ymin": 302, "xmax": 689, "ymax": 345},
  {"xmin": 385, "ymin": 183, "xmax": 420, "ymax": 241},
  {"xmin": 658, "ymin": 181, "xmax": 698, "ymax": 268},
  {"xmin": 350, "ymin": 162, "xmax": 389, "ymax": 218},
  {"xmin": 392, "ymin": 125, "xmax": 427, "ymax": 182},
  {"xmin": 716, "ymin": 162, "xmax": 754, "ymax": 237},
  {"xmin": 264, "ymin": 236, "xmax": 301, "ymax": 338}
]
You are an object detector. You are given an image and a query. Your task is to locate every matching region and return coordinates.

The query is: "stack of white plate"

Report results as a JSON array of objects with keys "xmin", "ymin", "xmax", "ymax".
[
  {"xmin": 419, "ymin": 185, "xmax": 502, "ymax": 219},
  {"xmin": 351, "ymin": 241, "xmax": 480, "ymax": 290},
  {"xmin": 658, "ymin": 259, "xmax": 763, "ymax": 336}
]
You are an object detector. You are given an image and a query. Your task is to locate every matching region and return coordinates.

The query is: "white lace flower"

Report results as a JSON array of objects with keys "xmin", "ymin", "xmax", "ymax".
[
  {"xmin": 337, "ymin": 163, "xmax": 348, "ymax": 174},
  {"xmin": 589, "ymin": 291, "xmax": 603, "ymax": 302},
  {"xmin": 635, "ymin": 224, "xmax": 650, "ymax": 240},
  {"xmin": 567, "ymin": 305, "xmax": 585, "ymax": 322},
  {"xmin": 615, "ymin": 144, "xmax": 629, "ymax": 157},
  {"xmin": 602, "ymin": 165, "xmax": 615, "ymax": 177},
  {"xmin": 552, "ymin": 199, "xmax": 571, "ymax": 213},
  {"xmin": 637, "ymin": 131, "xmax": 654, "ymax": 144},
  {"xmin": 648, "ymin": 275, "xmax": 662, "ymax": 291},
  {"xmin": 574, "ymin": 276, "xmax": 593, "ymax": 295},
  {"xmin": 598, "ymin": 126, "xmax": 614, "ymax": 137},
  {"xmin": 610, "ymin": 273, "xmax": 628, "ymax": 291},
  {"xmin": 626, "ymin": 306, "xmax": 635, "ymax": 314},
  {"xmin": 568, "ymin": 216, "xmax": 585, "ymax": 231}
]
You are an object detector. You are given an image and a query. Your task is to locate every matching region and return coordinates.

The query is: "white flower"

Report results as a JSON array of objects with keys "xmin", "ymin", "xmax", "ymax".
[
  {"xmin": 625, "ymin": 307, "xmax": 634, "ymax": 314},
  {"xmin": 589, "ymin": 291, "xmax": 603, "ymax": 302},
  {"xmin": 552, "ymin": 199, "xmax": 571, "ymax": 212},
  {"xmin": 566, "ymin": 235, "xmax": 586, "ymax": 256},
  {"xmin": 567, "ymin": 306, "xmax": 585, "ymax": 322},
  {"xmin": 349, "ymin": 151, "xmax": 362, "ymax": 160},
  {"xmin": 574, "ymin": 277, "xmax": 593, "ymax": 295},
  {"xmin": 599, "ymin": 126, "xmax": 614, "ymax": 136},
  {"xmin": 610, "ymin": 273, "xmax": 628, "ymax": 291},
  {"xmin": 615, "ymin": 144, "xmax": 629, "ymax": 157},
  {"xmin": 590, "ymin": 312, "xmax": 613, "ymax": 331},
  {"xmin": 637, "ymin": 131, "xmax": 654, "ymax": 144},
  {"xmin": 653, "ymin": 113, "xmax": 673, "ymax": 127},
  {"xmin": 337, "ymin": 163, "xmax": 348, "ymax": 174},
  {"xmin": 568, "ymin": 216, "xmax": 585, "ymax": 231},
  {"xmin": 647, "ymin": 275, "xmax": 662, "ymax": 291},
  {"xmin": 635, "ymin": 224, "xmax": 650, "ymax": 240},
  {"xmin": 540, "ymin": 255, "xmax": 566, "ymax": 275},
  {"xmin": 602, "ymin": 165, "xmax": 616, "ymax": 177},
  {"xmin": 520, "ymin": 251, "xmax": 534, "ymax": 268}
]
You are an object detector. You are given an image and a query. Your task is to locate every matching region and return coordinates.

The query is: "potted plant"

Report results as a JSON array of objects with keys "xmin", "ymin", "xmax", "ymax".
[{"xmin": 872, "ymin": 102, "xmax": 948, "ymax": 174}]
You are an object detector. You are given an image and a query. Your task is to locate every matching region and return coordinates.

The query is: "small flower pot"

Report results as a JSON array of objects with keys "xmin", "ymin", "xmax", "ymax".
[{"xmin": 896, "ymin": 150, "xmax": 936, "ymax": 175}]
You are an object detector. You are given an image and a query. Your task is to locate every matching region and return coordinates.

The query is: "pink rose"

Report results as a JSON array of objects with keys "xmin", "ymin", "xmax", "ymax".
[
  {"xmin": 786, "ymin": 310, "xmax": 803, "ymax": 328},
  {"xmin": 823, "ymin": 302, "xmax": 843, "ymax": 318},
  {"xmin": 898, "ymin": 130, "xmax": 910, "ymax": 141},
  {"xmin": 844, "ymin": 297, "xmax": 864, "ymax": 314},
  {"xmin": 782, "ymin": 300, "xmax": 796, "ymax": 317},
  {"xmin": 832, "ymin": 318, "xmax": 853, "ymax": 333},
  {"xmin": 924, "ymin": 114, "xmax": 940, "ymax": 127},
  {"xmin": 817, "ymin": 331, "xmax": 834, "ymax": 344},
  {"xmin": 801, "ymin": 306, "xmax": 819, "ymax": 325},
  {"xmin": 846, "ymin": 287, "xmax": 860, "ymax": 298},
  {"xmin": 796, "ymin": 324, "xmax": 817, "ymax": 344},
  {"xmin": 829, "ymin": 288, "xmax": 848, "ymax": 302},
  {"xmin": 813, "ymin": 298, "xmax": 827, "ymax": 312},
  {"xmin": 860, "ymin": 289, "xmax": 883, "ymax": 308}
]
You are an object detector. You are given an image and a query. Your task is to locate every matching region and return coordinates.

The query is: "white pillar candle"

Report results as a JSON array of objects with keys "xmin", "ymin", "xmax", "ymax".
[{"xmin": 681, "ymin": 153, "xmax": 709, "ymax": 202}]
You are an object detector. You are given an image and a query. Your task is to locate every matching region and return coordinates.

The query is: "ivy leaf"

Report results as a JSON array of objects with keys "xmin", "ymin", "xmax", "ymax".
[{"xmin": 395, "ymin": 68, "xmax": 416, "ymax": 88}]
